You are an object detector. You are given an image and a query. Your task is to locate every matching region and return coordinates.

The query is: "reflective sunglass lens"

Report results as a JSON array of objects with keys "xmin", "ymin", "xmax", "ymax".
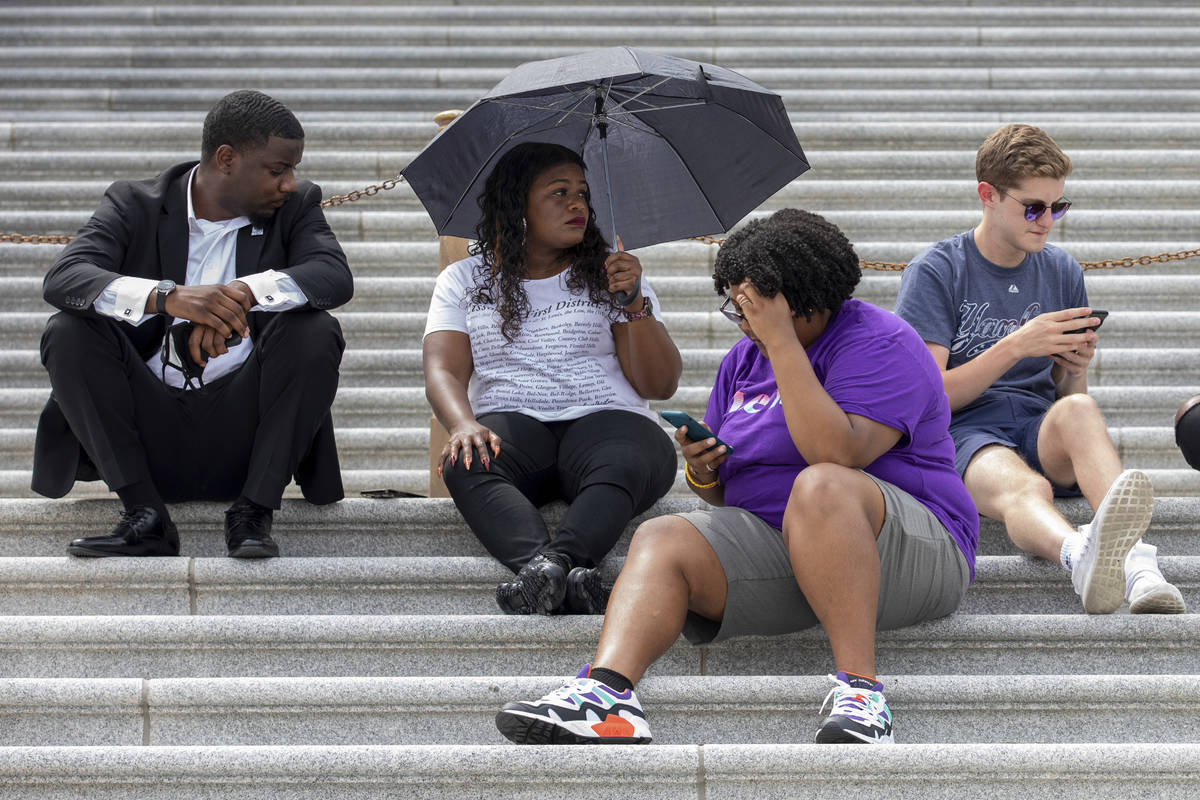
[{"xmin": 1023, "ymin": 200, "xmax": 1070, "ymax": 221}]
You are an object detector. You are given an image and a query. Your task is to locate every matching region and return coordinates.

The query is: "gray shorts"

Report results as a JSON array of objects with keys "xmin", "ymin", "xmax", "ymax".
[{"xmin": 679, "ymin": 474, "xmax": 970, "ymax": 645}]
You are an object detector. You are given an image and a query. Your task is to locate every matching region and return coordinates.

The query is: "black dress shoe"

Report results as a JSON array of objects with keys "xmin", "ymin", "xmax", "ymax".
[
  {"xmin": 67, "ymin": 506, "xmax": 180, "ymax": 558},
  {"xmin": 225, "ymin": 502, "xmax": 278, "ymax": 559}
]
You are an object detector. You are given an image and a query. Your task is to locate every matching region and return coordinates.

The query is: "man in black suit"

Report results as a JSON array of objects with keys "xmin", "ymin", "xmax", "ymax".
[{"xmin": 34, "ymin": 89, "xmax": 353, "ymax": 558}]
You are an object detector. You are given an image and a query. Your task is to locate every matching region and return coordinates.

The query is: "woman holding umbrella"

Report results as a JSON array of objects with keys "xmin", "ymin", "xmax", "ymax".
[{"xmin": 423, "ymin": 142, "xmax": 682, "ymax": 616}]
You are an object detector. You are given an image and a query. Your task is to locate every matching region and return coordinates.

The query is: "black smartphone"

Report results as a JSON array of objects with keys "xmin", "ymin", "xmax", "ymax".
[
  {"xmin": 660, "ymin": 410, "xmax": 733, "ymax": 454},
  {"xmin": 1064, "ymin": 309, "xmax": 1108, "ymax": 335}
]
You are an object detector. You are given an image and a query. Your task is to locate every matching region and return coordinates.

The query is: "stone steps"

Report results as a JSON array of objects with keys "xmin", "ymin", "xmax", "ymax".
[
  {"xmin": 6, "ymin": 5, "xmax": 1200, "ymax": 26},
  {"xmin": 0, "ymin": 612, "xmax": 1194, "ymax": 677},
  {"xmin": 10, "ymin": 66, "xmax": 1200, "ymax": 93},
  {"xmin": 7, "ymin": 120, "xmax": 1200, "ymax": 151},
  {"xmin": 8, "ymin": 44, "xmax": 1200, "ymax": 69},
  {"xmin": 0, "ymin": 673, "xmax": 1194, "ymax": 746},
  {"xmin": 5, "ymin": 0, "xmax": 1200, "ymax": 788},
  {"xmin": 0, "ymin": 554, "xmax": 1193, "ymax": 616},
  {"xmin": 1, "ymin": 743, "xmax": 1195, "ymax": 800},
  {"xmin": 7, "ymin": 88, "xmax": 1200, "ymax": 115},
  {"xmin": 0, "ymin": 496, "xmax": 1191, "ymax": 557}
]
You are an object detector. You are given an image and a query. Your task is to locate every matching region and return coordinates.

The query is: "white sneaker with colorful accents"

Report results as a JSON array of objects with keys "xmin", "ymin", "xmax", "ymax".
[
  {"xmin": 496, "ymin": 664, "xmax": 653, "ymax": 744},
  {"xmin": 815, "ymin": 671, "xmax": 895, "ymax": 744}
]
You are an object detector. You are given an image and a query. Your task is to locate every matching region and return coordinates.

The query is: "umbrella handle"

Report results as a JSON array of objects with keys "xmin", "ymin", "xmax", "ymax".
[{"xmin": 614, "ymin": 280, "xmax": 639, "ymax": 308}]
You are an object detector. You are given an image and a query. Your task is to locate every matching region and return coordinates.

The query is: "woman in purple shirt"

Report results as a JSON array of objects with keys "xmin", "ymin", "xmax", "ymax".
[{"xmin": 496, "ymin": 209, "xmax": 979, "ymax": 746}]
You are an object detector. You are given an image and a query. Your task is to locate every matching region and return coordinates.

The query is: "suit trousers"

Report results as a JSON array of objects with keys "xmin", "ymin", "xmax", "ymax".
[
  {"xmin": 441, "ymin": 409, "xmax": 677, "ymax": 572},
  {"xmin": 39, "ymin": 310, "xmax": 344, "ymax": 508}
]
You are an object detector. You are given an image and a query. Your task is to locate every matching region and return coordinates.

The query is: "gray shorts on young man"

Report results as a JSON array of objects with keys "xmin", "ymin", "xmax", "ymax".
[{"xmin": 678, "ymin": 474, "xmax": 971, "ymax": 645}]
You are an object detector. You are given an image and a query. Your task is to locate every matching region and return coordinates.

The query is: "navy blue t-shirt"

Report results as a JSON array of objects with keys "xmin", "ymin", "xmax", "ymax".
[{"xmin": 894, "ymin": 230, "xmax": 1087, "ymax": 408}]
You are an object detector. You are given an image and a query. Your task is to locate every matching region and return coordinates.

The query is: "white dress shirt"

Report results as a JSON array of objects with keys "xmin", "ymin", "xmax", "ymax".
[{"xmin": 93, "ymin": 166, "xmax": 308, "ymax": 388}]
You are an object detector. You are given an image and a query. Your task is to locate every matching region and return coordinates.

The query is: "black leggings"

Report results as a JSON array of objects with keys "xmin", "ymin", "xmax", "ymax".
[{"xmin": 441, "ymin": 410, "xmax": 677, "ymax": 572}]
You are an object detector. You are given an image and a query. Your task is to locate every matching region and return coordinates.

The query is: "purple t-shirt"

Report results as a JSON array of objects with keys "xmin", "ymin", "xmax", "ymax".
[{"xmin": 703, "ymin": 298, "xmax": 978, "ymax": 578}]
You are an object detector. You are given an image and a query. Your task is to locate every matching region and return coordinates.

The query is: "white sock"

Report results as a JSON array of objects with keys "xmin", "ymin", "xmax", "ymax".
[
  {"xmin": 1125, "ymin": 540, "xmax": 1165, "ymax": 597},
  {"xmin": 1060, "ymin": 527, "xmax": 1086, "ymax": 572}
]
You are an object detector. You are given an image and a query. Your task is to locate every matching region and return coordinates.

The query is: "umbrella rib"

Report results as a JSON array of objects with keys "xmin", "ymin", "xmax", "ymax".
[
  {"xmin": 604, "ymin": 76, "xmax": 674, "ymax": 112},
  {"xmin": 607, "ymin": 101, "xmax": 709, "ymax": 117}
]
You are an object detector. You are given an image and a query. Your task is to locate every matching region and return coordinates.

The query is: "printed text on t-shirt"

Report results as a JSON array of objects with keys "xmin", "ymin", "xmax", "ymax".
[{"xmin": 952, "ymin": 301, "xmax": 1041, "ymax": 358}]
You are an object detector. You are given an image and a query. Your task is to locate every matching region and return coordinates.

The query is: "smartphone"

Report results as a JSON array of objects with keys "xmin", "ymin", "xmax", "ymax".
[
  {"xmin": 1064, "ymin": 309, "xmax": 1108, "ymax": 336},
  {"xmin": 660, "ymin": 410, "xmax": 733, "ymax": 454}
]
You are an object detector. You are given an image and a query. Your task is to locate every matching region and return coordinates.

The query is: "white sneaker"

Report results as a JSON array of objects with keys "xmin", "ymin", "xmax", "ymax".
[
  {"xmin": 1125, "ymin": 541, "xmax": 1187, "ymax": 614},
  {"xmin": 1129, "ymin": 580, "xmax": 1187, "ymax": 614},
  {"xmin": 1071, "ymin": 470, "xmax": 1153, "ymax": 614}
]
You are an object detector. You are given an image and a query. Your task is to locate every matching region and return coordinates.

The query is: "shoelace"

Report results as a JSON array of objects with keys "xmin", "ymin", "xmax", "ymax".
[
  {"xmin": 819, "ymin": 675, "xmax": 890, "ymax": 727},
  {"xmin": 115, "ymin": 507, "xmax": 157, "ymax": 538},
  {"xmin": 226, "ymin": 508, "xmax": 268, "ymax": 535}
]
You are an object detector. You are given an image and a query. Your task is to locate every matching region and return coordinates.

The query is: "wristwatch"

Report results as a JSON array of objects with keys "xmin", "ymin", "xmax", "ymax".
[
  {"xmin": 623, "ymin": 295, "xmax": 653, "ymax": 322},
  {"xmin": 155, "ymin": 279, "xmax": 176, "ymax": 315}
]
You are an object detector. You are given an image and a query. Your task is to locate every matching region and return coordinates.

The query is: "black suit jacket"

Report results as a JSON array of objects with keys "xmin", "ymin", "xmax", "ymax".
[{"xmin": 34, "ymin": 162, "xmax": 354, "ymax": 502}]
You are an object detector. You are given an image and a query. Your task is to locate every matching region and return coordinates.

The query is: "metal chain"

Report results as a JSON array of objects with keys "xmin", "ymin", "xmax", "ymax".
[
  {"xmin": 319, "ymin": 174, "xmax": 406, "ymax": 208},
  {"xmin": 0, "ymin": 233, "xmax": 74, "ymax": 245}
]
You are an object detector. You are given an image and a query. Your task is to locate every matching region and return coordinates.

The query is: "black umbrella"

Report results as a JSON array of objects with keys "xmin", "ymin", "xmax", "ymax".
[{"xmin": 403, "ymin": 46, "xmax": 809, "ymax": 256}]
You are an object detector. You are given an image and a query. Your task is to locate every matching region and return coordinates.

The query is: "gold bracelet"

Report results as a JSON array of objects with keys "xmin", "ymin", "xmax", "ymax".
[{"xmin": 685, "ymin": 462, "xmax": 719, "ymax": 489}]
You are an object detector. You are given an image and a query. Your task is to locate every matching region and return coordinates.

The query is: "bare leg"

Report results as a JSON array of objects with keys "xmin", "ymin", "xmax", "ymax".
[
  {"xmin": 782, "ymin": 464, "xmax": 886, "ymax": 680},
  {"xmin": 591, "ymin": 515, "xmax": 728, "ymax": 684},
  {"xmin": 965, "ymin": 444, "xmax": 1074, "ymax": 563},
  {"xmin": 1036, "ymin": 393, "xmax": 1124, "ymax": 510}
]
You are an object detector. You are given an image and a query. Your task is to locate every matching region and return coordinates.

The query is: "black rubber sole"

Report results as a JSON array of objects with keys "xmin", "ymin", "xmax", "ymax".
[
  {"xmin": 227, "ymin": 542, "xmax": 280, "ymax": 559},
  {"xmin": 66, "ymin": 544, "xmax": 179, "ymax": 557},
  {"xmin": 495, "ymin": 709, "xmax": 650, "ymax": 745}
]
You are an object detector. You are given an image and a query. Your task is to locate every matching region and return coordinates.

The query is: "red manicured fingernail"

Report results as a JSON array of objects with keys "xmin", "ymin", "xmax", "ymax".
[{"xmin": 450, "ymin": 455, "xmax": 456, "ymax": 466}]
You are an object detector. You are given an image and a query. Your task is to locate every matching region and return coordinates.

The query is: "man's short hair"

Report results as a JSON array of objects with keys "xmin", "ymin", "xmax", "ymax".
[
  {"xmin": 975, "ymin": 124, "xmax": 1072, "ymax": 193},
  {"xmin": 201, "ymin": 90, "xmax": 304, "ymax": 161}
]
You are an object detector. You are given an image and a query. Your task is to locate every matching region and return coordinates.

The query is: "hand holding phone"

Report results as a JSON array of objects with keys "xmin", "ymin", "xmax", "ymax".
[
  {"xmin": 1064, "ymin": 309, "xmax": 1108, "ymax": 336},
  {"xmin": 660, "ymin": 410, "xmax": 733, "ymax": 454}
]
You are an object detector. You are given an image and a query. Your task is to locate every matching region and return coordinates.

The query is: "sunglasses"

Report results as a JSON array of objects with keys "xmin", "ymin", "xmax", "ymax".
[
  {"xmin": 999, "ymin": 189, "xmax": 1072, "ymax": 222},
  {"xmin": 719, "ymin": 297, "xmax": 745, "ymax": 323}
]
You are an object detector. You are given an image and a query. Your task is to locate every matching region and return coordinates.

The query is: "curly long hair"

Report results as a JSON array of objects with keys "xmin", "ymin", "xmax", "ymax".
[
  {"xmin": 469, "ymin": 142, "xmax": 615, "ymax": 341},
  {"xmin": 713, "ymin": 208, "xmax": 861, "ymax": 317}
]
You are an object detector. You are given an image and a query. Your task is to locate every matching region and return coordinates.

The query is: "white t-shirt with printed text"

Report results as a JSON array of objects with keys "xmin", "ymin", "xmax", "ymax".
[{"xmin": 423, "ymin": 254, "xmax": 662, "ymax": 423}]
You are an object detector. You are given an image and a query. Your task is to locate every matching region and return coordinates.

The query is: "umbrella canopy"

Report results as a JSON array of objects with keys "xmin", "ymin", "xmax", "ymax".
[{"xmin": 402, "ymin": 46, "xmax": 809, "ymax": 251}]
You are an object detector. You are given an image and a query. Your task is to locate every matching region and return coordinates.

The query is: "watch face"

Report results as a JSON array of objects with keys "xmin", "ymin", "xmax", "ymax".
[{"xmin": 157, "ymin": 280, "xmax": 176, "ymax": 293}]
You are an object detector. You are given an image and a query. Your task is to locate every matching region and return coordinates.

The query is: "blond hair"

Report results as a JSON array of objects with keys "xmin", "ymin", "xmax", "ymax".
[{"xmin": 976, "ymin": 124, "xmax": 1072, "ymax": 193}]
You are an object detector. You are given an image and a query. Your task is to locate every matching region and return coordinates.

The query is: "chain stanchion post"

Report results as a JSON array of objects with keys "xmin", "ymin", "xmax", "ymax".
[{"xmin": 429, "ymin": 109, "xmax": 468, "ymax": 499}]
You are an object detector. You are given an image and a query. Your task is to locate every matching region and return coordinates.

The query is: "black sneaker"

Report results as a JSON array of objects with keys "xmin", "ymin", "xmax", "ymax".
[
  {"xmin": 67, "ymin": 506, "xmax": 180, "ymax": 557},
  {"xmin": 564, "ymin": 566, "xmax": 611, "ymax": 614},
  {"xmin": 496, "ymin": 552, "xmax": 569, "ymax": 614},
  {"xmin": 815, "ymin": 672, "xmax": 894, "ymax": 744}
]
